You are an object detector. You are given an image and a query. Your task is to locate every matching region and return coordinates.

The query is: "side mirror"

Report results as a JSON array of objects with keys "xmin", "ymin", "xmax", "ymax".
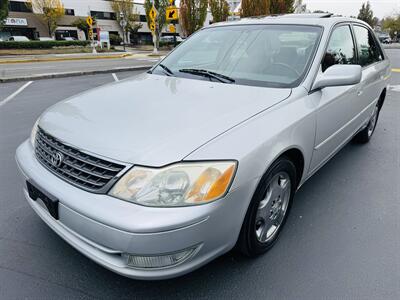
[{"xmin": 312, "ymin": 64, "xmax": 362, "ymax": 91}]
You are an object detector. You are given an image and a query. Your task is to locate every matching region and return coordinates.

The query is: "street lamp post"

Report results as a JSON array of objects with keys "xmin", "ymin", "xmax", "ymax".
[{"xmin": 119, "ymin": 12, "xmax": 127, "ymax": 52}]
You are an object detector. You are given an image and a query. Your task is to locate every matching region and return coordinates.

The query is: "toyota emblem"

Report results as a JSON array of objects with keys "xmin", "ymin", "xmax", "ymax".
[{"xmin": 50, "ymin": 152, "xmax": 64, "ymax": 167}]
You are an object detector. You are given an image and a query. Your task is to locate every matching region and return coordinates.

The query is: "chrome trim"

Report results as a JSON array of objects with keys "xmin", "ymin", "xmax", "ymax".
[{"xmin": 35, "ymin": 127, "xmax": 131, "ymax": 194}]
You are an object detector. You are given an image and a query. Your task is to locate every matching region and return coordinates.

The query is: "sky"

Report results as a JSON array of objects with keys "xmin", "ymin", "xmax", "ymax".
[
  {"xmin": 136, "ymin": 0, "xmax": 400, "ymax": 19},
  {"xmin": 303, "ymin": 0, "xmax": 400, "ymax": 18}
]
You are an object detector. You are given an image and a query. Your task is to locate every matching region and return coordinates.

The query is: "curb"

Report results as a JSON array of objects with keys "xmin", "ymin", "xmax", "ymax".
[
  {"xmin": 0, "ymin": 65, "xmax": 153, "ymax": 83},
  {"xmin": 0, "ymin": 53, "xmax": 132, "ymax": 64}
]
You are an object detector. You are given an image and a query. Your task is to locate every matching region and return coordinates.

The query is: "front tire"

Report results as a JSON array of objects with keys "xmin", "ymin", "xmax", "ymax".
[
  {"xmin": 237, "ymin": 157, "xmax": 297, "ymax": 257},
  {"xmin": 354, "ymin": 104, "xmax": 380, "ymax": 144}
]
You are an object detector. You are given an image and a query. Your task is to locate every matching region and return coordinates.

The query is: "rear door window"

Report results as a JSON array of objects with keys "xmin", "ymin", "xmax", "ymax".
[{"xmin": 353, "ymin": 25, "xmax": 383, "ymax": 67}]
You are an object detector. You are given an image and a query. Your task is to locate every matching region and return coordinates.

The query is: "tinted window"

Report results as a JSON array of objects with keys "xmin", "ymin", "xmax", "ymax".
[
  {"xmin": 9, "ymin": 1, "xmax": 32, "ymax": 12},
  {"xmin": 353, "ymin": 25, "xmax": 383, "ymax": 67},
  {"xmin": 154, "ymin": 25, "xmax": 322, "ymax": 88},
  {"xmin": 322, "ymin": 26, "xmax": 356, "ymax": 72}
]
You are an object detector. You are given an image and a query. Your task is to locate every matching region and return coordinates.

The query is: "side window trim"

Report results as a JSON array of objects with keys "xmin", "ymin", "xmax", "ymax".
[
  {"xmin": 321, "ymin": 23, "xmax": 356, "ymax": 72},
  {"xmin": 351, "ymin": 23, "xmax": 384, "ymax": 68}
]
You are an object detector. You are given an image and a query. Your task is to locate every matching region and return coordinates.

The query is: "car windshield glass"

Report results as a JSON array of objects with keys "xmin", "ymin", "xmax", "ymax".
[{"xmin": 153, "ymin": 24, "xmax": 322, "ymax": 88}]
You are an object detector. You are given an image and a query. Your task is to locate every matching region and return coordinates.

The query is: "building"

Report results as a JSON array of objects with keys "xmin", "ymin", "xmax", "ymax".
[
  {"xmin": 1, "ymin": 0, "xmax": 200, "ymax": 43},
  {"xmin": 227, "ymin": 0, "xmax": 241, "ymax": 14}
]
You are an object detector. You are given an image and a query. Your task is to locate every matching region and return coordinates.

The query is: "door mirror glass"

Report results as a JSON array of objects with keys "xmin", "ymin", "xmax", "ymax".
[{"xmin": 312, "ymin": 64, "xmax": 362, "ymax": 90}]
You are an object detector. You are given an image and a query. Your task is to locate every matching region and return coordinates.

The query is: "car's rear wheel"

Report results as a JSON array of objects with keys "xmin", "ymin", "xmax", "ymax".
[
  {"xmin": 354, "ymin": 103, "xmax": 380, "ymax": 144},
  {"xmin": 237, "ymin": 157, "xmax": 297, "ymax": 257}
]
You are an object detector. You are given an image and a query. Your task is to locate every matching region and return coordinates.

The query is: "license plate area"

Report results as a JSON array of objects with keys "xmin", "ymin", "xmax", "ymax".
[{"xmin": 27, "ymin": 181, "xmax": 59, "ymax": 220}]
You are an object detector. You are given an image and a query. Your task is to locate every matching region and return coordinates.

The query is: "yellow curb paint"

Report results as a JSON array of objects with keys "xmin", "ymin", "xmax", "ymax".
[
  {"xmin": 392, "ymin": 68, "xmax": 400, "ymax": 73},
  {"xmin": 0, "ymin": 53, "xmax": 132, "ymax": 65}
]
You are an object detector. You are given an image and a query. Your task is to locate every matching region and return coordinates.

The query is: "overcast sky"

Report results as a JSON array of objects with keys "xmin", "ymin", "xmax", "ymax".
[
  {"xmin": 303, "ymin": 0, "xmax": 400, "ymax": 18},
  {"xmin": 136, "ymin": 0, "xmax": 399, "ymax": 19}
]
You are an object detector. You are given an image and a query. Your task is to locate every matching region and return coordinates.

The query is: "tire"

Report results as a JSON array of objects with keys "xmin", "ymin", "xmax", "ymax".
[
  {"xmin": 354, "ymin": 103, "xmax": 380, "ymax": 144},
  {"xmin": 237, "ymin": 157, "xmax": 297, "ymax": 257}
]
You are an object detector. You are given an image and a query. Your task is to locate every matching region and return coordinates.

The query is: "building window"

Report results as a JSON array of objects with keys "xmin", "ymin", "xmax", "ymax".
[
  {"xmin": 90, "ymin": 11, "xmax": 116, "ymax": 20},
  {"xmin": 140, "ymin": 15, "xmax": 147, "ymax": 22},
  {"xmin": 9, "ymin": 1, "xmax": 32, "ymax": 13},
  {"xmin": 65, "ymin": 9, "xmax": 75, "ymax": 16}
]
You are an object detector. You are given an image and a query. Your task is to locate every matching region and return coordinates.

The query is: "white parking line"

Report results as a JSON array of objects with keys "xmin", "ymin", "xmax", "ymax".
[
  {"xmin": 0, "ymin": 81, "xmax": 33, "ymax": 108},
  {"xmin": 112, "ymin": 73, "xmax": 119, "ymax": 82},
  {"xmin": 388, "ymin": 84, "xmax": 400, "ymax": 92}
]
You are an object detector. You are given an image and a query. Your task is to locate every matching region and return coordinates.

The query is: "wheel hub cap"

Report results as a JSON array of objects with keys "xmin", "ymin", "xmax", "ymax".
[{"xmin": 255, "ymin": 172, "xmax": 291, "ymax": 243}]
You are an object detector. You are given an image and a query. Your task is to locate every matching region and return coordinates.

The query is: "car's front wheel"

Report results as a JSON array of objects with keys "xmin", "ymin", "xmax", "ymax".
[{"xmin": 237, "ymin": 157, "xmax": 297, "ymax": 257}]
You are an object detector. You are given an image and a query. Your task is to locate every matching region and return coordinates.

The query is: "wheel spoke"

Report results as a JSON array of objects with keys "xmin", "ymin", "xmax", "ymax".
[{"xmin": 255, "ymin": 172, "xmax": 291, "ymax": 243}]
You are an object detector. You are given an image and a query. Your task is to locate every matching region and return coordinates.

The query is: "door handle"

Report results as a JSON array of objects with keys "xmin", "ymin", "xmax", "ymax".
[{"xmin": 357, "ymin": 90, "xmax": 363, "ymax": 96}]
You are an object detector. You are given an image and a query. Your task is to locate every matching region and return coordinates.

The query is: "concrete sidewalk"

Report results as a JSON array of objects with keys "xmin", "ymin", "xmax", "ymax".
[{"xmin": 0, "ymin": 50, "xmax": 168, "ymax": 64}]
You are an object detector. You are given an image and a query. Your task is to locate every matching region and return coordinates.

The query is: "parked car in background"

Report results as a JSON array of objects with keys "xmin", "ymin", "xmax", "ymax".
[
  {"xmin": 377, "ymin": 33, "xmax": 392, "ymax": 44},
  {"xmin": 8, "ymin": 36, "xmax": 30, "ymax": 42},
  {"xmin": 38, "ymin": 37, "xmax": 54, "ymax": 41},
  {"xmin": 160, "ymin": 35, "xmax": 184, "ymax": 43},
  {"xmin": 16, "ymin": 14, "xmax": 391, "ymax": 280},
  {"xmin": 62, "ymin": 37, "xmax": 77, "ymax": 41}
]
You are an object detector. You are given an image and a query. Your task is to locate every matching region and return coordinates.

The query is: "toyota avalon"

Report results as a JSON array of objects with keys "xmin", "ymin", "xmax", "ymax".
[{"xmin": 16, "ymin": 14, "xmax": 391, "ymax": 280}]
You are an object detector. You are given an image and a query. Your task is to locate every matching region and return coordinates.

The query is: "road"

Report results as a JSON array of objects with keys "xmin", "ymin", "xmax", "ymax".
[
  {"xmin": 0, "ymin": 55, "xmax": 159, "ymax": 80},
  {"xmin": 0, "ymin": 52, "xmax": 399, "ymax": 299}
]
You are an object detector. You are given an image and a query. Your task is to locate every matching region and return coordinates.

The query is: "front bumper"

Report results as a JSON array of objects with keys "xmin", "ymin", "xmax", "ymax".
[{"xmin": 16, "ymin": 140, "xmax": 257, "ymax": 280}]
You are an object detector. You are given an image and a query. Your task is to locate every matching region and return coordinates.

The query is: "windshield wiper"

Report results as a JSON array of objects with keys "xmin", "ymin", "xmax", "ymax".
[
  {"xmin": 158, "ymin": 63, "xmax": 174, "ymax": 76},
  {"xmin": 179, "ymin": 68, "xmax": 235, "ymax": 84}
]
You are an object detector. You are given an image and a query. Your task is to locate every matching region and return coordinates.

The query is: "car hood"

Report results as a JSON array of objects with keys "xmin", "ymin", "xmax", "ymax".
[{"xmin": 39, "ymin": 73, "xmax": 291, "ymax": 166}]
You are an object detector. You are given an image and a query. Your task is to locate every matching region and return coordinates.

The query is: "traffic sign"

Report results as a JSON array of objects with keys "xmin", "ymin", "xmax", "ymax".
[
  {"xmin": 149, "ymin": 5, "xmax": 158, "ymax": 21},
  {"xmin": 86, "ymin": 16, "xmax": 93, "ymax": 27},
  {"xmin": 168, "ymin": 24, "xmax": 176, "ymax": 33},
  {"xmin": 88, "ymin": 29, "xmax": 93, "ymax": 40},
  {"xmin": 149, "ymin": 21, "xmax": 156, "ymax": 32},
  {"xmin": 166, "ymin": 7, "xmax": 178, "ymax": 21}
]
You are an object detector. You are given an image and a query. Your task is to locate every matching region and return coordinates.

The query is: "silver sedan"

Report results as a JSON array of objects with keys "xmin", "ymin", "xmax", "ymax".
[{"xmin": 16, "ymin": 14, "xmax": 391, "ymax": 280}]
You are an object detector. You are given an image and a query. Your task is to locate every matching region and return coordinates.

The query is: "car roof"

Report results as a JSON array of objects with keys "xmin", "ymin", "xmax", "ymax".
[{"xmin": 209, "ymin": 14, "xmax": 370, "ymax": 29}]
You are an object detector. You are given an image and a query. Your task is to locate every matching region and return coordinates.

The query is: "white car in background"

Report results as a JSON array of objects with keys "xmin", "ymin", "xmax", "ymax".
[{"xmin": 8, "ymin": 36, "xmax": 30, "ymax": 42}]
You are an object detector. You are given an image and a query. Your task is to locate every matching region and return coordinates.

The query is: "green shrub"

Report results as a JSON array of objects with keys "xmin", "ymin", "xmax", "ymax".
[
  {"xmin": 109, "ymin": 34, "xmax": 122, "ymax": 46},
  {"xmin": 0, "ymin": 40, "xmax": 90, "ymax": 49}
]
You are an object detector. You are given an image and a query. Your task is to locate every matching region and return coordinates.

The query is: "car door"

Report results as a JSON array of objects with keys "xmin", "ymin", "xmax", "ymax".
[
  {"xmin": 309, "ymin": 24, "xmax": 361, "ymax": 172},
  {"xmin": 352, "ymin": 24, "xmax": 387, "ymax": 123}
]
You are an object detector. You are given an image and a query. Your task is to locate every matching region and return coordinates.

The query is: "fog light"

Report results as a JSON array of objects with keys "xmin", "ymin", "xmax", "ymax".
[{"xmin": 124, "ymin": 246, "xmax": 198, "ymax": 269}]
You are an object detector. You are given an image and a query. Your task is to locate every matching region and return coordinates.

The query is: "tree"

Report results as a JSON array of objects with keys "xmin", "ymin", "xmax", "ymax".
[
  {"xmin": 357, "ymin": 1, "xmax": 375, "ymax": 27},
  {"xmin": 27, "ymin": 0, "xmax": 65, "ymax": 37},
  {"xmin": 270, "ymin": 0, "xmax": 294, "ymax": 14},
  {"xmin": 382, "ymin": 15, "xmax": 400, "ymax": 38},
  {"xmin": 180, "ymin": 0, "xmax": 208, "ymax": 37},
  {"xmin": 241, "ymin": 0, "xmax": 270, "ymax": 17},
  {"xmin": 144, "ymin": 0, "xmax": 169, "ymax": 51},
  {"xmin": 209, "ymin": 0, "xmax": 229, "ymax": 23},
  {"xmin": 0, "ymin": 0, "xmax": 9, "ymax": 30},
  {"xmin": 111, "ymin": 0, "xmax": 142, "ymax": 44}
]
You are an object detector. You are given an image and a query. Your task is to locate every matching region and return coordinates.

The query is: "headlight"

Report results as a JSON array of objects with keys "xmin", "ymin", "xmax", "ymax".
[
  {"xmin": 30, "ymin": 119, "xmax": 40, "ymax": 147},
  {"xmin": 109, "ymin": 161, "xmax": 237, "ymax": 207}
]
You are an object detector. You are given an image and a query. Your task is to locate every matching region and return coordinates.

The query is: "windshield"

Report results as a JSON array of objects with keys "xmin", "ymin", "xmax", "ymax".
[{"xmin": 153, "ymin": 24, "xmax": 322, "ymax": 88}]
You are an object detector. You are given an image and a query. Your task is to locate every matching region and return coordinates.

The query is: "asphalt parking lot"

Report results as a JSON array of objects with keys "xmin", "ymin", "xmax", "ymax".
[{"xmin": 0, "ymin": 51, "xmax": 399, "ymax": 299}]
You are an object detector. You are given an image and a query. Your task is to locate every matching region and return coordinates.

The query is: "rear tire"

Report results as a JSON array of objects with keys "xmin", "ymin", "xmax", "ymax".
[
  {"xmin": 237, "ymin": 157, "xmax": 297, "ymax": 257},
  {"xmin": 354, "ymin": 103, "xmax": 380, "ymax": 144}
]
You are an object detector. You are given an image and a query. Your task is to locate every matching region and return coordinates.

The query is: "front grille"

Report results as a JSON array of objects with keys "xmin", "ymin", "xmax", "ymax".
[{"xmin": 34, "ymin": 127, "xmax": 126, "ymax": 193}]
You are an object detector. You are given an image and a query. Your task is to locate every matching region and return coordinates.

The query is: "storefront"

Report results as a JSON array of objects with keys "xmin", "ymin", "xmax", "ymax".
[
  {"xmin": 0, "ymin": 12, "xmax": 50, "ymax": 40},
  {"xmin": 0, "ymin": 17, "xmax": 35, "ymax": 40}
]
